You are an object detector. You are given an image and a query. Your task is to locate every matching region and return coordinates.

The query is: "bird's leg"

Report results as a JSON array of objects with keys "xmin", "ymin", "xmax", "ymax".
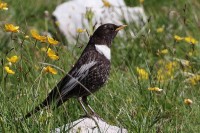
[
  {"xmin": 82, "ymin": 96, "xmax": 101, "ymax": 118},
  {"xmin": 78, "ymin": 97, "xmax": 89, "ymax": 115},
  {"xmin": 80, "ymin": 96, "xmax": 101, "ymax": 131}
]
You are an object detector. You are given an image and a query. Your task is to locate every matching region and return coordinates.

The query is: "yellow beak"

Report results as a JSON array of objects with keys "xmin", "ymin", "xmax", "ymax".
[{"xmin": 115, "ymin": 25, "xmax": 127, "ymax": 31}]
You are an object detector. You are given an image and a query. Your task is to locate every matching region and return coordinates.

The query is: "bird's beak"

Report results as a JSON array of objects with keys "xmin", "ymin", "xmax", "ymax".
[{"xmin": 115, "ymin": 25, "xmax": 127, "ymax": 31}]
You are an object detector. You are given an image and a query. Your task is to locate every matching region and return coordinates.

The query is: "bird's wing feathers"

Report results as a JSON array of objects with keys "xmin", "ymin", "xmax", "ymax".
[
  {"xmin": 49, "ymin": 50, "xmax": 98, "ymax": 104},
  {"xmin": 58, "ymin": 61, "xmax": 97, "ymax": 101}
]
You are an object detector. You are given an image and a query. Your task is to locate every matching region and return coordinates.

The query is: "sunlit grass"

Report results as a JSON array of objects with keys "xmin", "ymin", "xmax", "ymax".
[{"xmin": 0, "ymin": 0, "xmax": 200, "ymax": 132}]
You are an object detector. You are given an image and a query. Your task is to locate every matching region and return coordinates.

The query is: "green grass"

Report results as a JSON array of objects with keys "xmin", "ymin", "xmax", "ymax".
[{"xmin": 1, "ymin": 0, "xmax": 200, "ymax": 132}]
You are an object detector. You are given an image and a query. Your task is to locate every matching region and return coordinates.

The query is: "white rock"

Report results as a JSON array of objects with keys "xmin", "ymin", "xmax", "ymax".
[
  {"xmin": 53, "ymin": 117, "xmax": 128, "ymax": 133},
  {"xmin": 53, "ymin": 0, "xmax": 147, "ymax": 43}
]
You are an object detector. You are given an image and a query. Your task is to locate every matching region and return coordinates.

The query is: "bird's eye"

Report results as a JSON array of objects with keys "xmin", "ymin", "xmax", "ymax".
[{"xmin": 111, "ymin": 27, "xmax": 114, "ymax": 31}]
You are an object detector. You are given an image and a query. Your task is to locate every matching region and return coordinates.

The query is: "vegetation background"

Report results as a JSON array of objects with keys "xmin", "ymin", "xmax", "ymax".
[{"xmin": 0, "ymin": 0, "xmax": 200, "ymax": 132}]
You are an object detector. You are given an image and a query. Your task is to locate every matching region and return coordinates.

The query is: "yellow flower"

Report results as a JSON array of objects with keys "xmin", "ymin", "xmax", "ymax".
[
  {"xmin": 165, "ymin": 61, "xmax": 177, "ymax": 77},
  {"xmin": 6, "ymin": 55, "xmax": 19, "ymax": 63},
  {"xmin": 181, "ymin": 60, "xmax": 189, "ymax": 67},
  {"xmin": 47, "ymin": 37, "xmax": 59, "ymax": 45},
  {"xmin": 30, "ymin": 29, "xmax": 46, "ymax": 42},
  {"xmin": 184, "ymin": 99, "xmax": 193, "ymax": 105},
  {"xmin": 188, "ymin": 75, "xmax": 200, "ymax": 85},
  {"xmin": 5, "ymin": 24, "xmax": 19, "ymax": 33},
  {"xmin": 41, "ymin": 47, "xmax": 47, "ymax": 52},
  {"xmin": 184, "ymin": 37, "xmax": 198, "ymax": 45},
  {"xmin": 43, "ymin": 66, "xmax": 57, "ymax": 74},
  {"xmin": 188, "ymin": 51, "xmax": 193, "ymax": 56},
  {"xmin": 148, "ymin": 87, "xmax": 163, "ymax": 92},
  {"xmin": 4, "ymin": 66, "xmax": 15, "ymax": 74},
  {"xmin": 0, "ymin": 2, "xmax": 8, "ymax": 10},
  {"xmin": 174, "ymin": 58, "xmax": 190, "ymax": 67},
  {"xmin": 76, "ymin": 28, "xmax": 86, "ymax": 33},
  {"xmin": 156, "ymin": 27, "xmax": 164, "ymax": 33},
  {"xmin": 47, "ymin": 48, "xmax": 59, "ymax": 60},
  {"xmin": 139, "ymin": 0, "xmax": 144, "ymax": 4},
  {"xmin": 136, "ymin": 67, "xmax": 148, "ymax": 80},
  {"xmin": 156, "ymin": 60, "xmax": 177, "ymax": 82},
  {"xmin": 174, "ymin": 35, "xmax": 183, "ymax": 41},
  {"xmin": 157, "ymin": 69, "xmax": 165, "ymax": 81},
  {"xmin": 102, "ymin": 0, "xmax": 111, "ymax": 7},
  {"xmin": 25, "ymin": 35, "xmax": 29, "ymax": 39},
  {"xmin": 157, "ymin": 49, "xmax": 168, "ymax": 55},
  {"xmin": 160, "ymin": 49, "xmax": 168, "ymax": 54}
]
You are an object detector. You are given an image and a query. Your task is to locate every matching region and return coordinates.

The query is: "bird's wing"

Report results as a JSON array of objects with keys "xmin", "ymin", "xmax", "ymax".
[
  {"xmin": 48, "ymin": 50, "xmax": 98, "ymax": 105},
  {"xmin": 56, "ymin": 61, "xmax": 97, "ymax": 102}
]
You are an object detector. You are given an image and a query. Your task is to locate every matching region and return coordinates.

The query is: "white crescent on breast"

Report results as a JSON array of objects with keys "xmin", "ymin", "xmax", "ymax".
[{"xmin": 95, "ymin": 45, "xmax": 111, "ymax": 60}]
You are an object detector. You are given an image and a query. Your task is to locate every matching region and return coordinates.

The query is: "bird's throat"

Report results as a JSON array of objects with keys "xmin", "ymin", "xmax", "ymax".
[{"xmin": 95, "ymin": 44, "xmax": 111, "ymax": 60}]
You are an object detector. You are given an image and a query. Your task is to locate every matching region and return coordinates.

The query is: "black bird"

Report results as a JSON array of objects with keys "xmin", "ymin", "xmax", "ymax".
[{"xmin": 24, "ymin": 23, "xmax": 127, "ymax": 119}]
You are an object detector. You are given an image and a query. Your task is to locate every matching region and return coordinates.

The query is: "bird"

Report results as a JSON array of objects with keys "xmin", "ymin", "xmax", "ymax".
[{"xmin": 24, "ymin": 23, "xmax": 127, "ymax": 119}]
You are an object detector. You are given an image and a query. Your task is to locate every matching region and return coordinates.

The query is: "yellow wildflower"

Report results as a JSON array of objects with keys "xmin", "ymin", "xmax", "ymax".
[
  {"xmin": 47, "ymin": 48, "xmax": 59, "ymax": 60},
  {"xmin": 182, "ymin": 60, "xmax": 190, "ymax": 67},
  {"xmin": 6, "ymin": 55, "xmax": 19, "ymax": 63},
  {"xmin": 102, "ymin": 0, "xmax": 111, "ymax": 7},
  {"xmin": 188, "ymin": 51, "xmax": 193, "ymax": 56},
  {"xmin": 43, "ymin": 66, "xmax": 57, "ymax": 74},
  {"xmin": 165, "ymin": 61, "xmax": 177, "ymax": 77},
  {"xmin": 47, "ymin": 37, "xmax": 59, "ymax": 45},
  {"xmin": 4, "ymin": 66, "xmax": 15, "ymax": 74},
  {"xmin": 156, "ymin": 27, "xmax": 164, "ymax": 33},
  {"xmin": 30, "ymin": 29, "xmax": 46, "ymax": 42},
  {"xmin": 184, "ymin": 99, "xmax": 193, "ymax": 105},
  {"xmin": 136, "ymin": 67, "xmax": 148, "ymax": 80},
  {"xmin": 174, "ymin": 58, "xmax": 190, "ymax": 67},
  {"xmin": 184, "ymin": 37, "xmax": 198, "ymax": 45},
  {"xmin": 157, "ymin": 49, "xmax": 168, "ymax": 55},
  {"xmin": 157, "ymin": 59, "xmax": 164, "ymax": 65},
  {"xmin": 148, "ymin": 87, "xmax": 163, "ymax": 92},
  {"xmin": 25, "ymin": 35, "xmax": 29, "ymax": 39},
  {"xmin": 76, "ymin": 28, "xmax": 86, "ymax": 33},
  {"xmin": 188, "ymin": 75, "xmax": 200, "ymax": 85},
  {"xmin": 41, "ymin": 47, "xmax": 47, "ymax": 52},
  {"xmin": 156, "ymin": 60, "xmax": 177, "ymax": 82},
  {"xmin": 160, "ymin": 49, "xmax": 168, "ymax": 54},
  {"xmin": 165, "ymin": 61, "xmax": 177, "ymax": 71},
  {"xmin": 157, "ymin": 69, "xmax": 165, "ymax": 81},
  {"xmin": 5, "ymin": 24, "xmax": 19, "ymax": 33},
  {"xmin": 139, "ymin": 0, "xmax": 144, "ymax": 4},
  {"xmin": 0, "ymin": 2, "xmax": 8, "ymax": 10},
  {"xmin": 174, "ymin": 35, "xmax": 183, "ymax": 41}
]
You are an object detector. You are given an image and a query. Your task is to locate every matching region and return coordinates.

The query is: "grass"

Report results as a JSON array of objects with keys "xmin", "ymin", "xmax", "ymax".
[{"xmin": 1, "ymin": 0, "xmax": 200, "ymax": 132}]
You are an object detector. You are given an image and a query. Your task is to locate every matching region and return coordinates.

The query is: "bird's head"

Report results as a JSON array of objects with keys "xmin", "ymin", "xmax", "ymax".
[{"xmin": 90, "ymin": 23, "xmax": 127, "ymax": 46}]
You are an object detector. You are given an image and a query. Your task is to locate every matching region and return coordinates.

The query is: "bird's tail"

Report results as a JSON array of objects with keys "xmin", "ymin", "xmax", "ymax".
[{"xmin": 24, "ymin": 99, "xmax": 49, "ymax": 119}]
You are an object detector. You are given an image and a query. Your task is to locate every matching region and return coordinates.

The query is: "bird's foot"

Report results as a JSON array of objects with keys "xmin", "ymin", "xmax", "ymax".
[
  {"xmin": 80, "ymin": 112, "xmax": 102, "ymax": 120},
  {"xmin": 80, "ymin": 114, "xmax": 90, "ymax": 118},
  {"xmin": 90, "ymin": 112, "xmax": 105, "ymax": 121},
  {"xmin": 90, "ymin": 112, "xmax": 100, "ymax": 118}
]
